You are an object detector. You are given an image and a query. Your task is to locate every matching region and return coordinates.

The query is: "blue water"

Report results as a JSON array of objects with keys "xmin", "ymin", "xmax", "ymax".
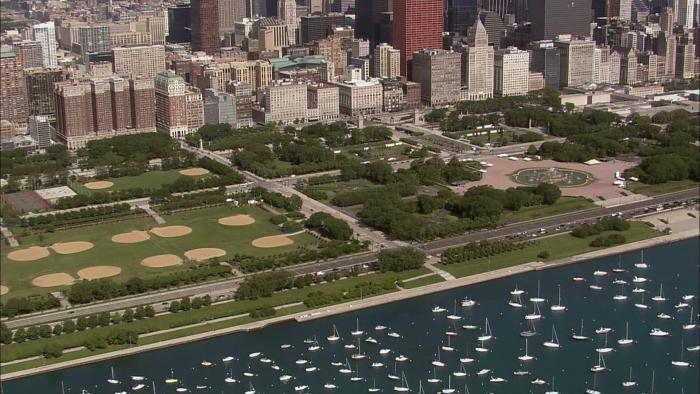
[{"xmin": 3, "ymin": 238, "xmax": 699, "ymax": 394}]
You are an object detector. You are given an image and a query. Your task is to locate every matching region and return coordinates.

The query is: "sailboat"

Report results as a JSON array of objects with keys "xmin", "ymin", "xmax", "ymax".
[
  {"xmin": 427, "ymin": 367, "xmax": 441, "ymax": 383},
  {"xmin": 244, "ymin": 382, "xmax": 256, "ymax": 394},
  {"xmin": 350, "ymin": 365, "xmax": 364, "ymax": 381},
  {"xmin": 459, "ymin": 344, "xmax": 475, "ymax": 363},
  {"xmin": 351, "ymin": 338, "xmax": 366, "ymax": 360},
  {"xmin": 387, "ymin": 362, "xmax": 400, "ymax": 380},
  {"xmin": 225, "ymin": 369, "xmax": 236, "ymax": 383},
  {"xmin": 530, "ymin": 280, "xmax": 545, "ymax": 303},
  {"xmin": 165, "ymin": 369, "xmax": 178, "ymax": 384},
  {"xmin": 368, "ymin": 378, "xmax": 380, "ymax": 392},
  {"xmin": 683, "ymin": 306, "xmax": 697, "ymax": 330},
  {"xmin": 645, "ymin": 370, "xmax": 656, "ymax": 394},
  {"xmin": 590, "ymin": 352, "xmax": 606, "ymax": 372},
  {"xmin": 634, "ymin": 292, "xmax": 649, "ymax": 309},
  {"xmin": 509, "ymin": 293, "xmax": 524, "ymax": 308},
  {"xmin": 572, "ymin": 319, "xmax": 590, "ymax": 340},
  {"xmin": 617, "ymin": 321, "xmax": 633, "ymax": 345},
  {"xmin": 393, "ymin": 371, "xmax": 410, "ymax": 392},
  {"xmin": 447, "ymin": 300, "xmax": 461, "ymax": 320},
  {"xmin": 441, "ymin": 336, "xmax": 455, "ymax": 352},
  {"xmin": 308, "ymin": 336, "xmax": 321, "ymax": 351},
  {"xmin": 634, "ymin": 250, "xmax": 648, "ymax": 269},
  {"xmin": 453, "ymin": 364, "xmax": 467, "ymax": 377},
  {"xmin": 432, "ymin": 346, "xmax": 445, "ymax": 367},
  {"xmin": 525, "ymin": 302, "xmax": 542, "ymax": 320},
  {"xmin": 613, "ymin": 256, "xmax": 625, "ymax": 273},
  {"xmin": 671, "ymin": 340, "xmax": 690, "ymax": 367},
  {"xmin": 622, "ymin": 367, "xmax": 637, "ymax": 387},
  {"xmin": 327, "ymin": 325, "xmax": 340, "ymax": 342},
  {"xmin": 510, "ymin": 284, "xmax": 525, "ymax": 295},
  {"xmin": 545, "ymin": 377, "xmax": 559, "ymax": 394},
  {"xmin": 475, "ymin": 338, "xmax": 489, "ymax": 353},
  {"xmin": 651, "ymin": 283, "xmax": 666, "ymax": 302},
  {"xmin": 586, "ymin": 374, "xmax": 601, "ymax": 394},
  {"xmin": 477, "ymin": 317, "xmax": 493, "ymax": 341},
  {"xmin": 518, "ymin": 337, "xmax": 534, "ymax": 361},
  {"xmin": 542, "ymin": 325, "xmax": 560, "ymax": 348},
  {"xmin": 351, "ymin": 318, "xmax": 364, "ymax": 336},
  {"xmin": 339, "ymin": 359, "xmax": 352, "ymax": 374},
  {"xmin": 520, "ymin": 320, "xmax": 537, "ymax": 337},
  {"xmin": 596, "ymin": 332, "xmax": 613, "ymax": 352},
  {"xmin": 461, "ymin": 296, "xmax": 476, "ymax": 307},
  {"xmin": 107, "ymin": 367, "xmax": 119, "ymax": 384},
  {"xmin": 550, "ymin": 285, "xmax": 566, "ymax": 311},
  {"xmin": 441, "ymin": 375, "xmax": 455, "ymax": 394}
]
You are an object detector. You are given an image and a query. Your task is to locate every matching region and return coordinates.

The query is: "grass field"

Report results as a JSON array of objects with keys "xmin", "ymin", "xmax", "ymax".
[
  {"xmin": 303, "ymin": 179, "xmax": 381, "ymax": 203},
  {"xmin": 436, "ymin": 221, "xmax": 661, "ymax": 278},
  {"xmin": 0, "ymin": 206, "xmax": 318, "ymax": 299},
  {"xmin": 400, "ymin": 274, "xmax": 444, "ymax": 289},
  {"xmin": 72, "ymin": 169, "xmax": 213, "ymax": 194},
  {"xmin": 626, "ymin": 180, "xmax": 699, "ymax": 196},
  {"xmin": 505, "ymin": 197, "xmax": 599, "ymax": 222}
]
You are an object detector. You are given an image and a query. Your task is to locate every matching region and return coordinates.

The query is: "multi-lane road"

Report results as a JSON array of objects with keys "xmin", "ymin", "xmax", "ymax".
[{"xmin": 4, "ymin": 188, "xmax": 697, "ymax": 329}]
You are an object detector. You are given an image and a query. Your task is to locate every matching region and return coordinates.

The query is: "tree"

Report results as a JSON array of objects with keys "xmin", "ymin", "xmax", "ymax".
[
  {"xmin": 63, "ymin": 320, "xmax": 76, "ymax": 334},
  {"xmin": 144, "ymin": 305, "xmax": 156, "ymax": 318},
  {"xmin": 27, "ymin": 325, "xmax": 39, "ymax": 340},
  {"xmin": 192, "ymin": 297, "xmax": 204, "ymax": 309},
  {"xmin": 98, "ymin": 312, "xmax": 111, "ymax": 327},
  {"xmin": 110, "ymin": 313, "xmax": 122, "ymax": 325},
  {"xmin": 526, "ymin": 144, "xmax": 538, "ymax": 156},
  {"xmin": 122, "ymin": 308, "xmax": 134, "ymax": 323},
  {"xmin": 39, "ymin": 324, "xmax": 52, "ymax": 338},
  {"xmin": 168, "ymin": 301, "xmax": 180, "ymax": 313},
  {"xmin": 43, "ymin": 343, "xmax": 63, "ymax": 358},
  {"xmin": 533, "ymin": 183, "xmax": 561, "ymax": 205},
  {"xmin": 377, "ymin": 247, "xmax": 426, "ymax": 272},
  {"xmin": 180, "ymin": 297, "xmax": 191, "ymax": 311},
  {"xmin": 202, "ymin": 295, "xmax": 212, "ymax": 306},
  {"xmin": 134, "ymin": 306, "xmax": 146, "ymax": 320},
  {"xmin": 13, "ymin": 327, "xmax": 27, "ymax": 343},
  {"xmin": 87, "ymin": 314, "xmax": 98, "ymax": 329},
  {"xmin": 0, "ymin": 323, "xmax": 12, "ymax": 344},
  {"xmin": 52, "ymin": 324, "xmax": 63, "ymax": 336}
]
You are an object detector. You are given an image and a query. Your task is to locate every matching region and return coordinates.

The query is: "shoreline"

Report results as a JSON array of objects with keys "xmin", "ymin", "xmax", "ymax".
[{"xmin": 1, "ymin": 228, "xmax": 697, "ymax": 381}]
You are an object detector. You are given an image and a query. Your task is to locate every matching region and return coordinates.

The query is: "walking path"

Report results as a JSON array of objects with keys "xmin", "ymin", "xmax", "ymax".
[
  {"xmin": 425, "ymin": 255, "xmax": 456, "ymax": 280},
  {"xmin": 141, "ymin": 204, "xmax": 166, "ymax": 224},
  {"xmin": 0, "ymin": 225, "xmax": 19, "ymax": 247}
]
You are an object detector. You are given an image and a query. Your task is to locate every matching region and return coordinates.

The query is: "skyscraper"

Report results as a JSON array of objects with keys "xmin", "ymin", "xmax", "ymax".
[
  {"xmin": 278, "ymin": 0, "xmax": 299, "ymax": 45},
  {"xmin": 191, "ymin": 0, "xmax": 221, "ymax": 54},
  {"xmin": 29, "ymin": 115, "xmax": 52, "ymax": 148},
  {"xmin": 673, "ymin": 0, "xmax": 696, "ymax": 29},
  {"xmin": 393, "ymin": 0, "xmax": 445, "ymax": 78},
  {"xmin": 0, "ymin": 50, "xmax": 28, "ymax": 126},
  {"xmin": 528, "ymin": 40, "xmax": 561, "ymax": 89},
  {"xmin": 446, "ymin": 0, "xmax": 479, "ymax": 35},
  {"xmin": 33, "ymin": 21, "xmax": 58, "ymax": 67},
  {"xmin": 528, "ymin": 0, "xmax": 593, "ymax": 41},
  {"xmin": 494, "ymin": 47, "xmax": 530, "ymax": 96},
  {"xmin": 12, "ymin": 41, "xmax": 44, "ymax": 69},
  {"xmin": 356, "ymin": 0, "xmax": 392, "ymax": 47},
  {"xmin": 555, "ymin": 37, "xmax": 595, "ymax": 87},
  {"xmin": 112, "ymin": 45, "xmax": 166, "ymax": 79},
  {"xmin": 25, "ymin": 67, "xmax": 64, "ymax": 117},
  {"xmin": 373, "ymin": 43, "xmax": 401, "ymax": 78},
  {"xmin": 219, "ymin": 0, "xmax": 247, "ymax": 34},
  {"xmin": 412, "ymin": 49, "xmax": 462, "ymax": 106},
  {"xmin": 460, "ymin": 19, "xmax": 494, "ymax": 101}
]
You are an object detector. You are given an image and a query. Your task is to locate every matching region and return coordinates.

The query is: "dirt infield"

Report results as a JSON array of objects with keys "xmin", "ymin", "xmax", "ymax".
[
  {"xmin": 252, "ymin": 235, "xmax": 294, "ymax": 248},
  {"xmin": 7, "ymin": 246, "xmax": 50, "ymax": 262},
  {"xmin": 0, "ymin": 285, "xmax": 8, "ymax": 295},
  {"xmin": 111, "ymin": 230, "xmax": 151, "ymax": 244},
  {"xmin": 150, "ymin": 225, "xmax": 193, "ymax": 238},
  {"xmin": 179, "ymin": 167, "xmax": 210, "ymax": 176},
  {"xmin": 83, "ymin": 181, "xmax": 114, "ymax": 190},
  {"xmin": 184, "ymin": 248, "xmax": 227, "ymax": 262},
  {"xmin": 77, "ymin": 266, "xmax": 122, "ymax": 280},
  {"xmin": 141, "ymin": 254, "xmax": 183, "ymax": 268},
  {"xmin": 50, "ymin": 241, "xmax": 94, "ymax": 255},
  {"xmin": 218, "ymin": 214, "xmax": 256, "ymax": 226},
  {"xmin": 32, "ymin": 273, "xmax": 74, "ymax": 287}
]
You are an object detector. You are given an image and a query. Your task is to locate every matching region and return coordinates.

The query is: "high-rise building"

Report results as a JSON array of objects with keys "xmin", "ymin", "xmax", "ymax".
[
  {"xmin": 494, "ymin": 47, "xmax": 530, "ymax": 96},
  {"xmin": 676, "ymin": 33, "xmax": 696, "ymax": 79},
  {"xmin": 355, "ymin": 0, "xmax": 392, "ymax": 46},
  {"xmin": 278, "ymin": 0, "xmax": 299, "ymax": 44},
  {"xmin": 336, "ymin": 78, "xmax": 383, "ymax": 116},
  {"xmin": 307, "ymin": 83, "xmax": 340, "ymax": 121},
  {"xmin": 112, "ymin": 45, "xmax": 166, "ymax": 79},
  {"xmin": 29, "ymin": 115, "xmax": 52, "ymax": 148},
  {"xmin": 373, "ymin": 43, "xmax": 401, "ymax": 78},
  {"xmin": 459, "ymin": 19, "xmax": 494, "ymax": 101},
  {"xmin": 261, "ymin": 80, "xmax": 308, "ymax": 123},
  {"xmin": 446, "ymin": 0, "xmax": 479, "ymax": 35},
  {"xmin": 203, "ymin": 88, "xmax": 237, "ymax": 126},
  {"xmin": 412, "ymin": 49, "xmax": 462, "ymax": 106},
  {"xmin": 226, "ymin": 80, "xmax": 253, "ymax": 127},
  {"xmin": 392, "ymin": 0, "xmax": 444, "ymax": 77},
  {"xmin": 673, "ymin": 0, "xmax": 696, "ymax": 29},
  {"xmin": 54, "ymin": 77, "xmax": 156, "ymax": 149},
  {"xmin": 12, "ymin": 41, "xmax": 44, "ymax": 69},
  {"xmin": 555, "ymin": 37, "xmax": 595, "ymax": 87},
  {"xmin": 528, "ymin": 0, "xmax": 593, "ymax": 41},
  {"xmin": 528, "ymin": 40, "xmax": 561, "ymax": 89},
  {"xmin": 618, "ymin": 47, "xmax": 637, "ymax": 85},
  {"xmin": 0, "ymin": 50, "xmax": 28, "ymax": 126},
  {"xmin": 300, "ymin": 13, "xmax": 347, "ymax": 43},
  {"xmin": 219, "ymin": 0, "xmax": 247, "ymax": 34},
  {"xmin": 191, "ymin": 0, "xmax": 221, "ymax": 54},
  {"xmin": 25, "ymin": 67, "xmax": 64, "ymax": 117},
  {"xmin": 33, "ymin": 21, "xmax": 58, "ymax": 67},
  {"xmin": 593, "ymin": 0, "xmax": 632, "ymax": 20},
  {"xmin": 168, "ymin": 4, "xmax": 192, "ymax": 43},
  {"xmin": 483, "ymin": 0, "xmax": 513, "ymax": 19},
  {"xmin": 312, "ymin": 27, "xmax": 355, "ymax": 75},
  {"xmin": 77, "ymin": 25, "xmax": 111, "ymax": 54},
  {"xmin": 657, "ymin": 31, "xmax": 676, "ymax": 78},
  {"xmin": 155, "ymin": 70, "xmax": 203, "ymax": 137}
]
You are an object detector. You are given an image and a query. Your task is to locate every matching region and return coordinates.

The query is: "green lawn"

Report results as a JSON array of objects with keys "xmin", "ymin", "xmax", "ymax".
[
  {"xmin": 626, "ymin": 180, "xmax": 699, "ymax": 196},
  {"xmin": 437, "ymin": 221, "xmax": 661, "ymax": 278},
  {"xmin": 72, "ymin": 169, "xmax": 213, "ymax": 194},
  {"xmin": 1, "ymin": 206, "xmax": 318, "ymax": 299},
  {"xmin": 400, "ymin": 274, "xmax": 444, "ymax": 289},
  {"xmin": 303, "ymin": 179, "xmax": 380, "ymax": 203},
  {"xmin": 506, "ymin": 197, "xmax": 599, "ymax": 222}
]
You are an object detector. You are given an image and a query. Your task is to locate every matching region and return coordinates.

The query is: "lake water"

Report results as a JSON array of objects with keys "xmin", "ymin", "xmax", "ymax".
[{"xmin": 3, "ymin": 238, "xmax": 699, "ymax": 394}]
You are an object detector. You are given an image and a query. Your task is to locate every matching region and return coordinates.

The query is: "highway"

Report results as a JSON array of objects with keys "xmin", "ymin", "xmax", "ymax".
[{"xmin": 4, "ymin": 188, "xmax": 697, "ymax": 329}]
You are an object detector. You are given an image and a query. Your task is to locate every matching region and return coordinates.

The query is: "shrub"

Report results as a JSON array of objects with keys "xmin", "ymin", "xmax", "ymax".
[{"xmin": 537, "ymin": 250, "xmax": 550, "ymax": 259}]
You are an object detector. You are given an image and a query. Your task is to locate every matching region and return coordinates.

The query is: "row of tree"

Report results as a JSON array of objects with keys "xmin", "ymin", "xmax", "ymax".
[
  {"xmin": 305, "ymin": 212, "xmax": 353, "ymax": 240},
  {"xmin": 441, "ymin": 240, "xmax": 533, "ymax": 265}
]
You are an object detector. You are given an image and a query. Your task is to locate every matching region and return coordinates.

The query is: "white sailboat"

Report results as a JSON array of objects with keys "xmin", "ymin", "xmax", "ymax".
[
  {"xmin": 651, "ymin": 283, "xmax": 666, "ymax": 302},
  {"xmin": 634, "ymin": 292, "xmax": 649, "ymax": 309},
  {"xmin": 308, "ymin": 336, "xmax": 321, "ymax": 351},
  {"xmin": 586, "ymin": 374, "xmax": 601, "ymax": 394},
  {"xmin": 441, "ymin": 336, "xmax": 455, "ymax": 352},
  {"xmin": 368, "ymin": 378, "xmax": 380, "ymax": 393},
  {"xmin": 634, "ymin": 250, "xmax": 648, "ymax": 269},
  {"xmin": 441, "ymin": 375, "xmax": 455, "ymax": 394},
  {"xmin": 572, "ymin": 319, "xmax": 590, "ymax": 340},
  {"xmin": 225, "ymin": 369, "xmax": 236, "ymax": 383},
  {"xmin": 165, "ymin": 369, "xmax": 178, "ymax": 384},
  {"xmin": 351, "ymin": 338, "xmax": 366, "ymax": 360},
  {"xmin": 510, "ymin": 284, "xmax": 525, "ymax": 295},
  {"xmin": 447, "ymin": 300, "xmax": 462, "ymax": 320},
  {"xmin": 244, "ymin": 382, "xmax": 256, "ymax": 394},
  {"xmin": 520, "ymin": 320, "xmax": 537, "ymax": 337},
  {"xmin": 323, "ymin": 383, "xmax": 337, "ymax": 389},
  {"xmin": 550, "ymin": 285, "xmax": 566, "ymax": 311},
  {"xmin": 477, "ymin": 317, "xmax": 493, "ymax": 341},
  {"xmin": 432, "ymin": 305, "xmax": 447, "ymax": 313},
  {"xmin": 387, "ymin": 362, "xmax": 400, "ymax": 381},
  {"xmin": 107, "ymin": 367, "xmax": 119, "ymax": 384},
  {"xmin": 648, "ymin": 328, "xmax": 669, "ymax": 337},
  {"xmin": 475, "ymin": 338, "xmax": 489, "ymax": 353},
  {"xmin": 525, "ymin": 302, "xmax": 542, "ymax": 320},
  {"xmin": 617, "ymin": 321, "xmax": 633, "ymax": 345},
  {"xmin": 687, "ymin": 345, "xmax": 700, "ymax": 352},
  {"xmin": 544, "ymin": 377, "xmax": 559, "ymax": 394},
  {"xmin": 671, "ymin": 341, "xmax": 690, "ymax": 367},
  {"xmin": 453, "ymin": 364, "xmax": 467, "ymax": 377},
  {"xmin": 461, "ymin": 296, "xmax": 476, "ymax": 307},
  {"xmin": 393, "ymin": 371, "xmax": 410, "ymax": 392},
  {"xmin": 683, "ymin": 306, "xmax": 697, "ymax": 330},
  {"xmin": 327, "ymin": 325, "xmax": 340, "ymax": 342},
  {"xmin": 509, "ymin": 293, "xmax": 524, "ymax": 308},
  {"xmin": 518, "ymin": 337, "xmax": 534, "ymax": 361},
  {"xmin": 542, "ymin": 325, "xmax": 560, "ymax": 348},
  {"xmin": 590, "ymin": 352, "xmax": 607, "ymax": 372},
  {"xmin": 632, "ymin": 275, "xmax": 648, "ymax": 283},
  {"xmin": 613, "ymin": 256, "xmax": 625, "ymax": 273},
  {"xmin": 427, "ymin": 367, "xmax": 441, "ymax": 383},
  {"xmin": 339, "ymin": 359, "xmax": 352, "ymax": 374},
  {"xmin": 593, "ymin": 270, "xmax": 607, "ymax": 277},
  {"xmin": 621, "ymin": 366, "xmax": 637, "ymax": 387},
  {"xmin": 432, "ymin": 346, "xmax": 445, "ymax": 367},
  {"xmin": 596, "ymin": 332, "xmax": 613, "ymax": 353},
  {"xmin": 350, "ymin": 365, "xmax": 363, "ymax": 382},
  {"xmin": 530, "ymin": 280, "xmax": 545, "ymax": 303},
  {"xmin": 351, "ymin": 318, "xmax": 364, "ymax": 336},
  {"xmin": 459, "ymin": 343, "xmax": 474, "ymax": 363}
]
